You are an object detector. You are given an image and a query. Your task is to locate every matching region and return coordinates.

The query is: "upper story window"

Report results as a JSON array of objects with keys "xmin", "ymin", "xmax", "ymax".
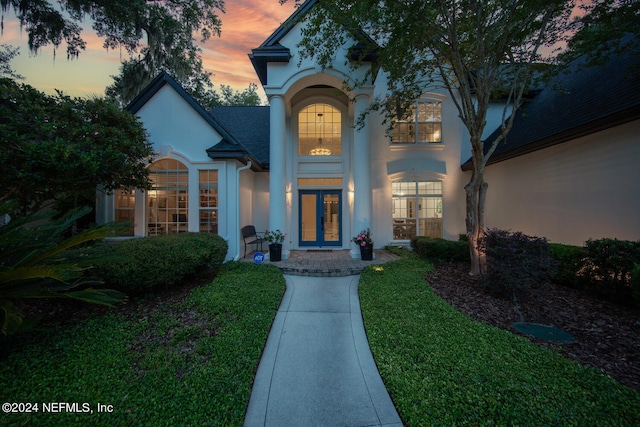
[
  {"xmin": 391, "ymin": 100, "xmax": 442, "ymax": 144},
  {"xmin": 298, "ymin": 103, "xmax": 342, "ymax": 156}
]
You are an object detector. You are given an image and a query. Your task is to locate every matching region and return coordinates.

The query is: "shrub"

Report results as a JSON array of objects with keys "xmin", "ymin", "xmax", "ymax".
[
  {"xmin": 410, "ymin": 236, "xmax": 469, "ymax": 262},
  {"xmin": 632, "ymin": 264, "xmax": 640, "ymax": 307},
  {"xmin": 0, "ymin": 202, "xmax": 125, "ymax": 335},
  {"xmin": 581, "ymin": 238, "xmax": 640, "ymax": 294},
  {"xmin": 384, "ymin": 245, "xmax": 411, "ymax": 256},
  {"xmin": 478, "ymin": 229, "xmax": 557, "ymax": 301},
  {"xmin": 549, "ymin": 243, "xmax": 587, "ymax": 288},
  {"xmin": 86, "ymin": 233, "xmax": 227, "ymax": 294}
]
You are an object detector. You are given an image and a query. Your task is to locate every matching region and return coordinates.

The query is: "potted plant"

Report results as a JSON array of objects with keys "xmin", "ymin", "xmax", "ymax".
[
  {"xmin": 352, "ymin": 228, "xmax": 374, "ymax": 260},
  {"xmin": 264, "ymin": 229, "xmax": 286, "ymax": 262}
]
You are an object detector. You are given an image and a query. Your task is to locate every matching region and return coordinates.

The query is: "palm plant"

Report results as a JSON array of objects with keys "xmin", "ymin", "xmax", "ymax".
[{"xmin": 0, "ymin": 202, "xmax": 126, "ymax": 335}]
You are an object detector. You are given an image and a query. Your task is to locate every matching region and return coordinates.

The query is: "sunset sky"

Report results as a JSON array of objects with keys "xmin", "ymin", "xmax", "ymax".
[{"xmin": 2, "ymin": 0, "xmax": 297, "ymax": 99}]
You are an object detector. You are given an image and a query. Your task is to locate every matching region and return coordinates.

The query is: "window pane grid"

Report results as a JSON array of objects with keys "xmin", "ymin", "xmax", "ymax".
[
  {"xmin": 114, "ymin": 189, "xmax": 135, "ymax": 236},
  {"xmin": 392, "ymin": 181, "xmax": 442, "ymax": 239},
  {"xmin": 147, "ymin": 159, "xmax": 188, "ymax": 235},
  {"xmin": 199, "ymin": 170, "xmax": 218, "ymax": 234},
  {"xmin": 298, "ymin": 103, "xmax": 342, "ymax": 156},
  {"xmin": 391, "ymin": 100, "xmax": 442, "ymax": 144}
]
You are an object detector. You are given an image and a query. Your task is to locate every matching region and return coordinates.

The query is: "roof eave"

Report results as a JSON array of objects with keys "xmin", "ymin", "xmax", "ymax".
[
  {"xmin": 461, "ymin": 105, "xmax": 640, "ymax": 171},
  {"xmin": 206, "ymin": 147, "xmax": 265, "ymax": 172},
  {"xmin": 249, "ymin": 45, "xmax": 292, "ymax": 86},
  {"xmin": 126, "ymin": 71, "xmax": 171, "ymax": 114},
  {"xmin": 348, "ymin": 42, "xmax": 378, "ymax": 63}
]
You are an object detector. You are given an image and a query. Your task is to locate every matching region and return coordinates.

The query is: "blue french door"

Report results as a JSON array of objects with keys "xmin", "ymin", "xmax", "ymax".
[{"xmin": 299, "ymin": 190, "xmax": 342, "ymax": 246}]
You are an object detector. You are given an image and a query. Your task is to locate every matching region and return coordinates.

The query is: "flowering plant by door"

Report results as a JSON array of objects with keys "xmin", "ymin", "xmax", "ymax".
[
  {"xmin": 352, "ymin": 228, "xmax": 373, "ymax": 246},
  {"xmin": 265, "ymin": 229, "xmax": 286, "ymax": 244}
]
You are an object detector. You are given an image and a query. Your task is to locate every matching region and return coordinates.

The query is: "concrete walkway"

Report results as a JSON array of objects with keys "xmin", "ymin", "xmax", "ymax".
[{"xmin": 244, "ymin": 274, "xmax": 402, "ymax": 427}]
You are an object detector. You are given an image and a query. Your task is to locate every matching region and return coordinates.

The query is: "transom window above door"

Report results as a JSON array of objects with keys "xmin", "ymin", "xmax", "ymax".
[{"xmin": 298, "ymin": 103, "xmax": 342, "ymax": 156}]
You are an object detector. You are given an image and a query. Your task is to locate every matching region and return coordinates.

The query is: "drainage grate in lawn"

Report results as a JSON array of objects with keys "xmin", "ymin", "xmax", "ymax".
[{"xmin": 511, "ymin": 322, "xmax": 575, "ymax": 342}]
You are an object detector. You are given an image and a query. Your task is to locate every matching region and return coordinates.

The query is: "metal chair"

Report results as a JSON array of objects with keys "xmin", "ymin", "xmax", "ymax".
[{"xmin": 241, "ymin": 225, "xmax": 264, "ymax": 258}]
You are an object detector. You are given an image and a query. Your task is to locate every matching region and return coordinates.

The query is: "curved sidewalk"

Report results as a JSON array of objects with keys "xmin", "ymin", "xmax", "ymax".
[{"xmin": 244, "ymin": 274, "xmax": 402, "ymax": 427}]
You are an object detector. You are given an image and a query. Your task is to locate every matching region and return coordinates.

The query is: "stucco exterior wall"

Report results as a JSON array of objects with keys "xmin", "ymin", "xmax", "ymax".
[
  {"xmin": 136, "ymin": 86, "xmax": 223, "ymax": 162},
  {"xmin": 261, "ymin": 22, "xmax": 500, "ymax": 249},
  {"xmin": 367, "ymin": 74, "xmax": 503, "ymax": 245},
  {"xmin": 482, "ymin": 120, "xmax": 640, "ymax": 245},
  {"xmin": 251, "ymin": 172, "xmax": 271, "ymax": 238},
  {"xmin": 96, "ymin": 82, "xmax": 249, "ymax": 261}
]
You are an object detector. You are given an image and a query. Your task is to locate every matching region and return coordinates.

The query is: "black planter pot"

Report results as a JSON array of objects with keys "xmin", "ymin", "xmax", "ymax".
[
  {"xmin": 359, "ymin": 244, "xmax": 373, "ymax": 261},
  {"xmin": 269, "ymin": 243, "xmax": 282, "ymax": 262}
]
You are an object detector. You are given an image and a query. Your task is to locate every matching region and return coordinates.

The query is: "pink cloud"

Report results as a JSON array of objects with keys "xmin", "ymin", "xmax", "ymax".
[
  {"xmin": 1, "ymin": 0, "xmax": 298, "ymax": 97},
  {"xmin": 203, "ymin": 0, "xmax": 297, "ymax": 90}
]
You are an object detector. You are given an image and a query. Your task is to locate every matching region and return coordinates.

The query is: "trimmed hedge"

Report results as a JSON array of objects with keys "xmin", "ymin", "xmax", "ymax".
[
  {"xmin": 522, "ymin": 238, "xmax": 640, "ymax": 304},
  {"xmin": 582, "ymin": 238, "xmax": 640, "ymax": 289},
  {"xmin": 549, "ymin": 243, "xmax": 587, "ymax": 288},
  {"xmin": 410, "ymin": 236, "xmax": 469, "ymax": 262},
  {"xmin": 411, "ymin": 234, "xmax": 640, "ymax": 304},
  {"xmin": 86, "ymin": 233, "xmax": 227, "ymax": 293},
  {"xmin": 548, "ymin": 238, "xmax": 640, "ymax": 303}
]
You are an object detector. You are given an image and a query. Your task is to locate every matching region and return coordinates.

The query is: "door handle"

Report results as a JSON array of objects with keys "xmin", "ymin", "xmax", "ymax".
[{"xmin": 321, "ymin": 217, "xmax": 324, "ymax": 231}]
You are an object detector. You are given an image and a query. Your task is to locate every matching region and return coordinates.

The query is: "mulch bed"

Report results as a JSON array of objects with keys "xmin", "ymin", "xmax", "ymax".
[{"xmin": 426, "ymin": 261, "xmax": 640, "ymax": 393}]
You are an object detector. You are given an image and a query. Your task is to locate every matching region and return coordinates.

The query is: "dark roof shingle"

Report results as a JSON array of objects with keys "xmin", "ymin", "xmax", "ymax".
[
  {"xmin": 208, "ymin": 106, "xmax": 271, "ymax": 168},
  {"xmin": 462, "ymin": 36, "xmax": 640, "ymax": 170}
]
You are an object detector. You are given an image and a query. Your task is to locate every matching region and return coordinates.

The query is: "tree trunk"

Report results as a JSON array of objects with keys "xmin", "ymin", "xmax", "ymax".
[
  {"xmin": 465, "ymin": 154, "xmax": 488, "ymax": 276},
  {"xmin": 465, "ymin": 178, "xmax": 481, "ymax": 276},
  {"xmin": 477, "ymin": 177, "xmax": 488, "ymax": 273}
]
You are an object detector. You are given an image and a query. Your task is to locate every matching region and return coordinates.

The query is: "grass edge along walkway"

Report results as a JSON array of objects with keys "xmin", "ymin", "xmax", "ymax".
[
  {"xmin": 0, "ymin": 262, "xmax": 285, "ymax": 427},
  {"xmin": 358, "ymin": 253, "xmax": 640, "ymax": 426}
]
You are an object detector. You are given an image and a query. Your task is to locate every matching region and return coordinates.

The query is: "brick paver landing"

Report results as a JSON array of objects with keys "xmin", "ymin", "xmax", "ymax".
[{"xmin": 244, "ymin": 249, "xmax": 400, "ymax": 276}]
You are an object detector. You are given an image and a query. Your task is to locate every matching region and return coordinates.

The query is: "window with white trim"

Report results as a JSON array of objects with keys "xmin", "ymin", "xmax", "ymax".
[
  {"xmin": 392, "ymin": 181, "xmax": 442, "ymax": 239},
  {"xmin": 114, "ymin": 189, "xmax": 135, "ymax": 236},
  {"xmin": 147, "ymin": 159, "xmax": 188, "ymax": 235},
  {"xmin": 298, "ymin": 103, "xmax": 342, "ymax": 156},
  {"xmin": 391, "ymin": 100, "xmax": 442, "ymax": 144},
  {"xmin": 199, "ymin": 170, "xmax": 218, "ymax": 234}
]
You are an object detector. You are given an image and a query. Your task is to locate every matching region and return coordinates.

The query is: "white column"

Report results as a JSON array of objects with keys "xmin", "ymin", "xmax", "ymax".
[
  {"xmin": 269, "ymin": 94, "xmax": 287, "ymax": 257},
  {"xmin": 353, "ymin": 92, "xmax": 372, "ymax": 250}
]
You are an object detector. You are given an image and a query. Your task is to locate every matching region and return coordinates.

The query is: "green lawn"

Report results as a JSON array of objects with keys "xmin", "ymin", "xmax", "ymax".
[
  {"xmin": 0, "ymin": 262, "xmax": 285, "ymax": 427},
  {"xmin": 4, "ymin": 253, "xmax": 639, "ymax": 426},
  {"xmin": 359, "ymin": 252, "xmax": 640, "ymax": 426}
]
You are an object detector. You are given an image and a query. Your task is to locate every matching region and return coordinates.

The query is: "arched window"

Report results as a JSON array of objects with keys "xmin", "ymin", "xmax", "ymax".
[
  {"xmin": 147, "ymin": 158, "xmax": 188, "ymax": 235},
  {"xmin": 298, "ymin": 103, "xmax": 342, "ymax": 156}
]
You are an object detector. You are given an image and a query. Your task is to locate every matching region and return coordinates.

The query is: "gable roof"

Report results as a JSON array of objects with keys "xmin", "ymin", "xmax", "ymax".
[
  {"xmin": 126, "ymin": 71, "xmax": 267, "ymax": 171},
  {"xmin": 208, "ymin": 106, "xmax": 271, "ymax": 168},
  {"xmin": 462, "ymin": 37, "xmax": 640, "ymax": 170},
  {"xmin": 249, "ymin": 0, "xmax": 378, "ymax": 85}
]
